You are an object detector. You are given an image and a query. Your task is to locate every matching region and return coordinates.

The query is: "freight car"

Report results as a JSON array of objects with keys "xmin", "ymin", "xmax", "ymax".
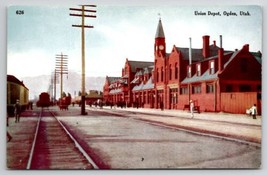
[
  {"xmin": 36, "ymin": 92, "xmax": 51, "ymax": 108},
  {"xmin": 7, "ymin": 75, "xmax": 29, "ymax": 116}
]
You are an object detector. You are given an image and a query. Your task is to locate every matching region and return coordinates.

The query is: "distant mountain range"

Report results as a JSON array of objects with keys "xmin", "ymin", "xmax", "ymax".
[{"xmin": 21, "ymin": 71, "xmax": 106, "ymax": 100}]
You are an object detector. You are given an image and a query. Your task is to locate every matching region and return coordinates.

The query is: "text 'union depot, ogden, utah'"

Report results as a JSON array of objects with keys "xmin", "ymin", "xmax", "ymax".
[{"xmin": 194, "ymin": 10, "xmax": 251, "ymax": 16}]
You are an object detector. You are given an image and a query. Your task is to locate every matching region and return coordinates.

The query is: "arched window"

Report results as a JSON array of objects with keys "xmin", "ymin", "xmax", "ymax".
[
  {"xmin": 161, "ymin": 67, "xmax": 164, "ymax": 82},
  {"xmin": 175, "ymin": 63, "xmax": 178, "ymax": 79},
  {"xmin": 156, "ymin": 68, "xmax": 159, "ymax": 82},
  {"xmin": 169, "ymin": 64, "xmax": 172, "ymax": 80}
]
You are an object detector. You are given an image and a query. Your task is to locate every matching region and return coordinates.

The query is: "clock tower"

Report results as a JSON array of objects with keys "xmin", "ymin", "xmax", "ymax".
[{"xmin": 154, "ymin": 18, "xmax": 166, "ymax": 57}]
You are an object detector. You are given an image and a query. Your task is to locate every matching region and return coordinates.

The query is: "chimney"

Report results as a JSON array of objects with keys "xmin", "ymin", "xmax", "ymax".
[
  {"xmin": 213, "ymin": 40, "xmax": 216, "ymax": 47},
  {"xmin": 189, "ymin": 37, "xmax": 192, "ymax": 65},
  {"xmin": 242, "ymin": 44, "xmax": 249, "ymax": 52},
  {"xmin": 219, "ymin": 35, "xmax": 222, "ymax": 48},
  {"xmin": 202, "ymin": 35, "xmax": 210, "ymax": 58},
  {"xmin": 218, "ymin": 35, "xmax": 224, "ymax": 73},
  {"xmin": 218, "ymin": 48, "xmax": 224, "ymax": 73}
]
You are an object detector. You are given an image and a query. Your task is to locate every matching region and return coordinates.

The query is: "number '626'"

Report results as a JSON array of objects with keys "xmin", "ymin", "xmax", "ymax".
[{"xmin": 16, "ymin": 10, "xmax": 24, "ymax": 15}]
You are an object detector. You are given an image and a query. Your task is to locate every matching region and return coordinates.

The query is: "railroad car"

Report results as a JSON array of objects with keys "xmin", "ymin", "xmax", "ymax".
[
  {"xmin": 7, "ymin": 75, "xmax": 29, "ymax": 116},
  {"xmin": 36, "ymin": 92, "xmax": 51, "ymax": 108},
  {"xmin": 58, "ymin": 96, "xmax": 71, "ymax": 110}
]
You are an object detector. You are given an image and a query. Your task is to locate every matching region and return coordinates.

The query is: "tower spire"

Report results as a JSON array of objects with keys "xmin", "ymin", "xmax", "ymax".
[
  {"xmin": 155, "ymin": 16, "xmax": 165, "ymax": 38},
  {"xmin": 154, "ymin": 16, "xmax": 166, "ymax": 57}
]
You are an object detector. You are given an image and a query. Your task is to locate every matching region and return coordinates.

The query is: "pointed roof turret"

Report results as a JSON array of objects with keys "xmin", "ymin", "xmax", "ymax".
[{"xmin": 155, "ymin": 18, "xmax": 165, "ymax": 38}]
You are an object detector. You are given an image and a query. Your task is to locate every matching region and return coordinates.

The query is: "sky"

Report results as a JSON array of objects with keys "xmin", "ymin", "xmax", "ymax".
[{"xmin": 7, "ymin": 5, "xmax": 262, "ymax": 79}]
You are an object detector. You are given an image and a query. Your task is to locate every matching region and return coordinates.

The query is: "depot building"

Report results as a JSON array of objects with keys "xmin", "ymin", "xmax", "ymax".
[{"xmin": 103, "ymin": 19, "xmax": 262, "ymax": 114}]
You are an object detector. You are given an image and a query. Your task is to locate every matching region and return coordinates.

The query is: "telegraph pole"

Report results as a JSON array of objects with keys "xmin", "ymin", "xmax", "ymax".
[
  {"xmin": 70, "ymin": 5, "xmax": 96, "ymax": 115},
  {"xmin": 48, "ymin": 75, "xmax": 53, "ymax": 101},
  {"xmin": 54, "ymin": 69, "xmax": 56, "ymax": 103},
  {"xmin": 55, "ymin": 53, "xmax": 68, "ymax": 99},
  {"xmin": 53, "ymin": 69, "xmax": 59, "ymax": 104}
]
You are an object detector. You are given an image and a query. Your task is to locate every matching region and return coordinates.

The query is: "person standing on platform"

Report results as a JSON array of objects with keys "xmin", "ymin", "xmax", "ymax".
[
  {"xmin": 190, "ymin": 100, "xmax": 194, "ymax": 118},
  {"xmin": 250, "ymin": 104, "xmax": 257, "ymax": 119},
  {"xmin": 14, "ymin": 99, "xmax": 21, "ymax": 123}
]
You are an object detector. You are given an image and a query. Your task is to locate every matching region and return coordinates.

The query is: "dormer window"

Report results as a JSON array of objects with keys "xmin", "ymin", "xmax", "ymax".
[
  {"xmin": 187, "ymin": 66, "xmax": 191, "ymax": 78},
  {"xmin": 210, "ymin": 61, "xmax": 215, "ymax": 74},
  {"xmin": 197, "ymin": 64, "xmax": 201, "ymax": 76}
]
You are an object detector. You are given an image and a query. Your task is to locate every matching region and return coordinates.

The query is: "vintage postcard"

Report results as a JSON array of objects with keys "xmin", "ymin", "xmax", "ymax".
[{"xmin": 6, "ymin": 4, "xmax": 262, "ymax": 169}]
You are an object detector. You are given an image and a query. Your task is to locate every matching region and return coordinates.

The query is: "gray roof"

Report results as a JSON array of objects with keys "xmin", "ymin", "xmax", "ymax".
[
  {"xmin": 136, "ymin": 70, "xmax": 143, "ymax": 76},
  {"xmin": 251, "ymin": 51, "xmax": 262, "ymax": 64},
  {"xmin": 131, "ymin": 77, "xmax": 140, "ymax": 84},
  {"xmin": 107, "ymin": 76, "xmax": 120, "ymax": 84},
  {"xmin": 142, "ymin": 77, "xmax": 154, "ymax": 90},
  {"xmin": 223, "ymin": 50, "xmax": 240, "ymax": 68},
  {"xmin": 132, "ymin": 77, "xmax": 154, "ymax": 91},
  {"xmin": 155, "ymin": 19, "xmax": 165, "ymax": 38},
  {"xmin": 176, "ymin": 45, "xmax": 220, "ymax": 62},
  {"xmin": 181, "ymin": 69, "xmax": 218, "ymax": 84},
  {"xmin": 132, "ymin": 82, "xmax": 144, "ymax": 91},
  {"xmin": 144, "ymin": 67, "xmax": 153, "ymax": 74},
  {"xmin": 128, "ymin": 60, "xmax": 154, "ymax": 73}
]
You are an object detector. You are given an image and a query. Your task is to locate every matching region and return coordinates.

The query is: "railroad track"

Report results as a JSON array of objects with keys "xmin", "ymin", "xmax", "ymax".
[
  {"xmin": 26, "ymin": 109, "xmax": 99, "ymax": 169},
  {"xmin": 88, "ymin": 108, "xmax": 261, "ymax": 146}
]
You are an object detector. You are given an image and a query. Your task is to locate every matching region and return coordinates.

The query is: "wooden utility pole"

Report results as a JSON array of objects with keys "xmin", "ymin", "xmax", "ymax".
[
  {"xmin": 55, "ymin": 53, "xmax": 68, "ymax": 99},
  {"xmin": 70, "ymin": 5, "xmax": 96, "ymax": 115},
  {"xmin": 54, "ymin": 69, "xmax": 57, "ymax": 104}
]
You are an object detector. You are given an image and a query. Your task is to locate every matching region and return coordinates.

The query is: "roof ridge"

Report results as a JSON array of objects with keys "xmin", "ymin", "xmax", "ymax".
[{"xmin": 128, "ymin": 60, "xmax": 154, "ymax": 63}]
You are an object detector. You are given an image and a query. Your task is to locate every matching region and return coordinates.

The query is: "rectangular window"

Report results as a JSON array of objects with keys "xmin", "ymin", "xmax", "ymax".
[
  {"xmin": 226, "ymin": 85, "xmax": 233, "ymax": 92},
  {"xmin": 143, "ymin": 91, "xmax": 146, "ymax": 104},
  {"xmin": 239, "ymin": 85, "xmax": 251, "ymax": 92},
  {"xmin": 192, "ymin": 85, "xmax": 201, "ymax": 94},
  {"xmin": 148, "ymin": 93, "xmax": 150, "ymax": 103},
  {"xmin": 210, "ymin": 61, "xmax": 215, "ymax": 74},
  {"xmin": 257, "ymin": 93, "xmax": 261, "ymax": 100},
  {"xmin": 257, "ymin": 85, "xmax": 261, "ymax": 91},
  {"xmin": 169, "ymin": 67, "xmax": 172, "ymax": 80},
  {"xmin": 170, "ymin": 88, "xmax": 178, "ymax": 104},
  {"xmin": 206, "ymin": 84, "xmax": 214, "ymax": 93},
  {"xmin": 180, "ymin": 87, "xmax": 188, "ymax": 94}
]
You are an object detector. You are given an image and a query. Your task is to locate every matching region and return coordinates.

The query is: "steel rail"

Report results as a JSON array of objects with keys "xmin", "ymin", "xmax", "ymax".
[
  {"xmin": 50, "ymin": 111, "xmax": 99, "ymax": 169},
  {"xmin": 26, "ymin": 110, "xmax": 42, "ymax": 169},
  {"xmin": 89, "ymin": 108, "xmax": 261, "ymax": 147}
]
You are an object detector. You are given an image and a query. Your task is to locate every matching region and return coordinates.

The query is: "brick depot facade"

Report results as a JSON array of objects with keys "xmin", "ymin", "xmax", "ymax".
[{"xmin": 103, "ymin": 19, "xmax": 262, "ymax": 114}]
